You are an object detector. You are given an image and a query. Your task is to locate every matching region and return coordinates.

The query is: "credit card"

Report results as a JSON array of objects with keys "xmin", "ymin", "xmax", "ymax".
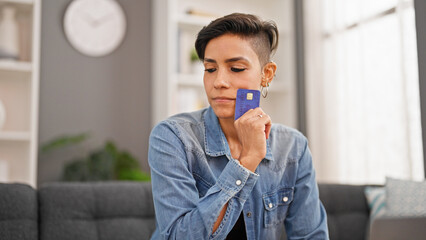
[{"xmin": 234, "ymin": 89, "xmax": 260, "ymax": 120}]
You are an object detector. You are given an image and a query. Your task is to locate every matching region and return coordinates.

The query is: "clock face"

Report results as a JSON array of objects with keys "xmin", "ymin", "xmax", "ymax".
[{"xmin": 63, "ymin": 0, "xmax": 127, "ymax": 57}]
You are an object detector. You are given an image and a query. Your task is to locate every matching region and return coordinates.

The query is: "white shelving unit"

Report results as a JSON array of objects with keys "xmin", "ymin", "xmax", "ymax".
[
  {"xmin": 152, "ymin": 0, "xmax": 298, "ymax": 128},
  {"xmin": 0, "ymin": 0, "xmax": 40, "ymax": 187}
]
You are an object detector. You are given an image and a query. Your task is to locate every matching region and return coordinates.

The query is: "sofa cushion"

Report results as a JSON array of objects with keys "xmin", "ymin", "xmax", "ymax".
[
  {"xmin": 385, "ymin": 177, "xmax": 426, "ymax": 217},
  {"xmin": 319, "ymin": 184, "xmax": 370, "ymax": 240},
  {"xmin": 364, "ymin": 186, "xmax": 386, "ymax": 219},
  {"xmin": 38, "ymin": 181, "xmax": 155, "ymax": 240},
  {"xmin": 0, "ymin": 183, "xmax": 38, "ymax": 240}
]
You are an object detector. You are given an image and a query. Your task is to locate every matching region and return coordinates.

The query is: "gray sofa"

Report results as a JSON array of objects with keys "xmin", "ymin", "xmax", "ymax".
[
  {"xmin": 0, "ymin": 182, "xmax": 155, "ymax": 240},
  {"xmin": 0, "ymin": 182, "xmax": 425, "ymax": 240}
]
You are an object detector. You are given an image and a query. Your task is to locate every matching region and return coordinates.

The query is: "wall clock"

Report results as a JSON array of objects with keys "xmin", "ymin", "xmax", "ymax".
[{"xmin": 63, "ymin": 0, "xmax": 127, "ymax": 57}]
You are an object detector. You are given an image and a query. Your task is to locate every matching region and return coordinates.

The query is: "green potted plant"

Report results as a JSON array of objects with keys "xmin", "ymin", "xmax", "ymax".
[{"xmin": 40, "ymin": 133, "xmax": 150, "ymax": 181}]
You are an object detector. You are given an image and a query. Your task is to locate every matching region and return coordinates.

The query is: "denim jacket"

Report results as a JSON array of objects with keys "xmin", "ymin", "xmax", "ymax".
[{"xmin": 148, "ymin": 107, "xmax": 329, "ymax": 240}]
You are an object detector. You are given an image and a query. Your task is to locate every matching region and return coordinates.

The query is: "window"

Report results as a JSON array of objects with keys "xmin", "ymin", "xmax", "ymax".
[{"xmin": 305, "ymin": 0, "xmax": 424, "ymax": 184}]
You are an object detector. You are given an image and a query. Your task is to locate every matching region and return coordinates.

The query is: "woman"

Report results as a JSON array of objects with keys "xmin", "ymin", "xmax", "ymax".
[{"xmin": 149, "ymin": 13, "xmax": 329, "ymax": 240}]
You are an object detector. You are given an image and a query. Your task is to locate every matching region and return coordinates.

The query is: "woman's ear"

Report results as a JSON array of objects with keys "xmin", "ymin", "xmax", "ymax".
[{"xmin": 262, "ymin": 61, "xmax": 277, "ymax": 86}]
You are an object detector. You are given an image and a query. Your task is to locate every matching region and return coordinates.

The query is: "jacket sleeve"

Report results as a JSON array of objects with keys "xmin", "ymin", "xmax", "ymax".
[
  {"xmin": 148, "ymin": 121, "xmax": 259, "ymax": 240},
  {"xmin": 284, "ymin": 139, "xmax": 329, "ymax": 239}
]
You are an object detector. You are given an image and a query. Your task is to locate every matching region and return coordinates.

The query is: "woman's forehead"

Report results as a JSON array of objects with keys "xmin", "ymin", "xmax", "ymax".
[{"xmin": 204, "ymin": 34, "xmax": 259, "ymax": 63}]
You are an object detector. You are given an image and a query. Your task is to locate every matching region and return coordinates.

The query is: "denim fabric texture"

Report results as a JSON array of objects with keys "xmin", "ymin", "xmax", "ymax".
[{"xmin": 148, "ymin": 107, "xmax": 329, "ymax": 240}]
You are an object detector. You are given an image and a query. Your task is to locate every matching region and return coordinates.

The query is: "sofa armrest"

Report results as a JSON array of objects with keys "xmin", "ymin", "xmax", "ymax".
[{"xmin": 369, "ymin": 216, "xmax": 426, "ymax": 240}]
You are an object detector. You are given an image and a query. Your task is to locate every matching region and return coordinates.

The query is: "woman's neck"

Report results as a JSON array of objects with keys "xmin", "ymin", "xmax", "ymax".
[{"xmin": 218, "ymin": 117, "xmax": 242, "ymax": 159}]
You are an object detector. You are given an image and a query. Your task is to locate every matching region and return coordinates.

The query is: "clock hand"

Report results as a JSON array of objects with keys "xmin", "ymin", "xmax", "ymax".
[
  {"xmin": 92, "ymin": 12, "xmax": 115, "ymax": 27},
  {"xmin": 82, "ymin": 11, "xmax": 97, "ymax": 27}
]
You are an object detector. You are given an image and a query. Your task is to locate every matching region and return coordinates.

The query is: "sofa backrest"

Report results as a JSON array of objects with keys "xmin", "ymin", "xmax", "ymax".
[
  {"xmin": 38, "ymin": 181, "xmax": 156, "ymax": 240},
  {"xmin": 319, "ymin": 184, "xmax": 370, "ymax": 240},
  {"xmin": 0, "ymin": 181, "xmax": 372, "ymax": 240},
  {"xmin": 0, "ymin": 183, "xmax": 38, "ymax": 240}
]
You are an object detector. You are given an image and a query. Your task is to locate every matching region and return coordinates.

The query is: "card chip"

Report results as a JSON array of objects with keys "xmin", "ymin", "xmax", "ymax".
[{"xmin": 247, "ymin": 93, "xmax": 253, "ymax": 100}]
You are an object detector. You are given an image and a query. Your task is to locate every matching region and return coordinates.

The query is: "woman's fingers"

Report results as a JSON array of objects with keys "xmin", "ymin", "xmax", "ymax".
[
  {"xmin": 236, "ymin": 107, "xmax": 272, "ymax": 139},
  {"xmin": 234, "ymin": 107, "xmax": 272, "ymax": 171}
]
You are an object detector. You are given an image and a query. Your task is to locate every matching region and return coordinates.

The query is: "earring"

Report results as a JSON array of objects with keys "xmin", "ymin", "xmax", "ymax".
[{"xmin": 261, "ymin": 82, "xmax": 269, "ymax": 98}]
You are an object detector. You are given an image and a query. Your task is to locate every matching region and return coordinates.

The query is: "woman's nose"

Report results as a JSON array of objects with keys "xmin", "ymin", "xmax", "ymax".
[{"xmin": 213, "ymin": 69, "xmax": 230, "ymax": 89}]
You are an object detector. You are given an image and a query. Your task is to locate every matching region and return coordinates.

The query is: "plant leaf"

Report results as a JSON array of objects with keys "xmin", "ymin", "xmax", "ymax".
[
  {"xmin": 117, "ymin": 169, "xmax": 151, "ymax": 181},
  {"xmin": 62, "ymin": 158, "xmax": 89, "ymax": 181},
  {"xmin": 41, "ymin": 133, "xmax": 90, "ymax": 154}
]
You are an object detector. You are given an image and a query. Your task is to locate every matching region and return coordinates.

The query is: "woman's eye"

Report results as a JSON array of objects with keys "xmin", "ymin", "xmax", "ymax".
[
  {"xmin": 205, "ymin": 68, "xmax": 216, "ymax": 73},
  {"xmin": 231, "ymin": 67, "xmax": 246, "ymax": 72}
]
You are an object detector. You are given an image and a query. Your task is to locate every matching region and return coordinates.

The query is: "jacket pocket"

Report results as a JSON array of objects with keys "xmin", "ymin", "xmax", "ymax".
[{"xmin": 262, "ymin": 187, "xmax": 294, "ymax": 227}]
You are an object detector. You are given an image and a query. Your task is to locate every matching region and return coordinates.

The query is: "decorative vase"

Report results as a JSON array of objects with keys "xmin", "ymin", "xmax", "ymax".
[
  {"xmin": 0, "ymin": 6, "xmax": 19, "ymax": 59},
  {"xmin": 0, "ymin": 99, "xmax": 6, "ymax": 130}
]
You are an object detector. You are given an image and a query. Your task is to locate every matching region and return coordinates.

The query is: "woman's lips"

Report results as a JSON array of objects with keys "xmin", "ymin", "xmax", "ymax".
[{"xmin": 212, "ymin": 97, "xmax": 235, "ymax": 103}]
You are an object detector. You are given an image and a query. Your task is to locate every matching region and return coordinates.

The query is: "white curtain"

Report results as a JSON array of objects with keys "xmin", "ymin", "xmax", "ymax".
[{"xmin": 305, "ymin": 0, "xmax": 424, "ymax": 184}]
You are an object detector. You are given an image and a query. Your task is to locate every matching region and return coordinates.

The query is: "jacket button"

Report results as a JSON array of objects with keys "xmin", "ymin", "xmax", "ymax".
[
  {"xmin": 268, "ymin": 203, "xmax": 273, "ymax": 208},
  {"xmin": 236, "ymin": 180, "xmax": 242, "ymax": 186},
  {"xmin": 246, "ymin": 212, "xmax": 252, "ymax": 218},
  {"xmin": 283, "ymin": 197, "xmax": 289, "ymax": 202}
]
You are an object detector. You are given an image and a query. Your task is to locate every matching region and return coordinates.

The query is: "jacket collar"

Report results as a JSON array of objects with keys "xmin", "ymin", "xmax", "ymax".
[{"xmin": 204, "ymin": 107, "xmax": 274, "ymax": 161}]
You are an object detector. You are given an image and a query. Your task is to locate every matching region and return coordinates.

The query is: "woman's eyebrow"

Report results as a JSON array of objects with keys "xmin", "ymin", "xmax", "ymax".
[
  {"xmin": 204, "ymin": 58, "xmax": 216, "ymax": 63},
  {"xmin": 203, "ymin": 57, "xmax": 249, "ymax": 63},
  {"xmin": 225, "ymin": 57, "xmax": 249, "ymax": 63}
]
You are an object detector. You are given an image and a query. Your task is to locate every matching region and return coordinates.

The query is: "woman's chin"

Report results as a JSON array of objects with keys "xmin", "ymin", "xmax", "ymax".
[{"xmin": 211, "ymin": 107, "xmax": 235, "ymax": 119}]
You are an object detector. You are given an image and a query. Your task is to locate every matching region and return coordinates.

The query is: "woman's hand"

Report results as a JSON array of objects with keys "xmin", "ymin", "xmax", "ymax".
[{"xmin": 234, "ymin": 107, "xmax": 272, "ymax": 172}]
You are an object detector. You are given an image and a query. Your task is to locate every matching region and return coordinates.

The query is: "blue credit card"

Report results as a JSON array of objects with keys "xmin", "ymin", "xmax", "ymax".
[{"xmin": 234, "ymin": 89, "xmax": 260, "ymax": 120}]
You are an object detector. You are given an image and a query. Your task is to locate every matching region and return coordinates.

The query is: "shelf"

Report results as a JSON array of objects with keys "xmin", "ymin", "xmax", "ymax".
[
  {"xmin": 0, "ymin": 0, "xmax": 38, "ymax": 187},
  {"xmin": 0, "ymin": 131, "xmax": 31, "ymax": 141},
  {"xmin": 0, "ymin": 60, "xmax": 32, "ymax": 72},
  {"xmin": 0, "ymin": 0, "xmax": 34, "ymax": 5},
  {"xmin": 0, "ymin": 141, "xmax": 31, "ymax": 185}
]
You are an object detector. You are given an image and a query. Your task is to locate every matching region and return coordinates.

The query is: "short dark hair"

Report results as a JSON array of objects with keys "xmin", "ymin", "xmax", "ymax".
[{"xmin": 195, "ymin": 13, "xmax": 279, "ymax": 66}]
